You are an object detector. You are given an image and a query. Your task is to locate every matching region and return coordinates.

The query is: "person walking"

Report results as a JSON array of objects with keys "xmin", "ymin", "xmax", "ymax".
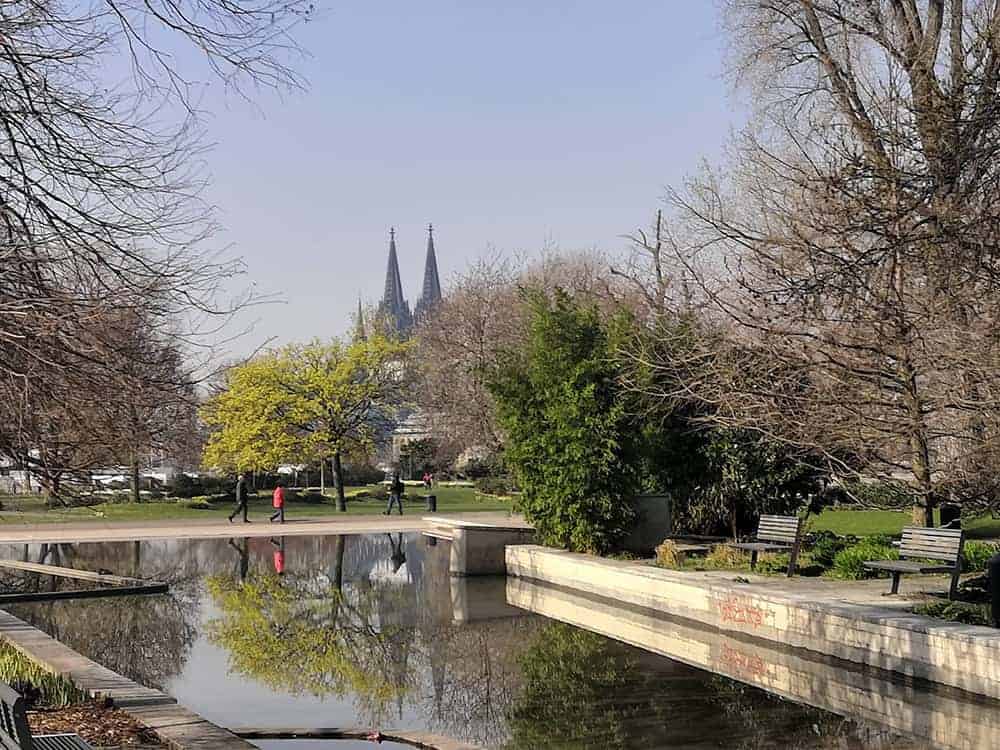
[
  {"xmin": 384, "ymin": 472, "xmax": 404, "ymax": 515},
  {"xmin": 270, "ymin": 480, "xmax": 286, "ymax": 524},
  {"xmin": 228, "ymin": 471, "xmax": 251, "ymax": 523}
]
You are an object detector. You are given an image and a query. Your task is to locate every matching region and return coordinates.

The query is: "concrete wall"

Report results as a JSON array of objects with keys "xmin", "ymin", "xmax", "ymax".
[
  {"xmin": 506, "ymin": 545, "xmax": 1000, "ymax": 699},
  {"xmin": 450, "ymin": 527, "xmax": 535, "ymax": 576},
  {"xmin": 623, "ymin": 494, "xmax": 672, "ymax": 554},
  {"xmin": 507, "ymin": 577, "xmax": 1000, "ymax": 750}
]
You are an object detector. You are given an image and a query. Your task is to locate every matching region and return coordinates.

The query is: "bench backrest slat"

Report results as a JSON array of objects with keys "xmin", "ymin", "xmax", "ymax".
[
  {"xmin": 0, "ymin": 683, "xmax": 33, "ymax": 750},
  {"xmin": 900, "ymin": 527, "xmax": 964, "ymax": 563},
  {"xmin": 756, "ymin": 515, "xmax": 802, "ymax": 544}
]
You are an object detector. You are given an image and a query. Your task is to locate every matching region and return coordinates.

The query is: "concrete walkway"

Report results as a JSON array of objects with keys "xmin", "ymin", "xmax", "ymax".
[{"xmin": 0, "ymin": 512, "xmax": 523, "ymax": 545}]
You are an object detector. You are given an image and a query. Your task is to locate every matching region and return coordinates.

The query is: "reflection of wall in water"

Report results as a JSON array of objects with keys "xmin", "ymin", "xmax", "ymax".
[{"xmin": 508, "ymin": 578, "xmax": 991, "ymax": 750}]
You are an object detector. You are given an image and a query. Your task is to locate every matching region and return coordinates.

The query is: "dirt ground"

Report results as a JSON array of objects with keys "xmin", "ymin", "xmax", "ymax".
[{"xmin": 28, "ymin": 702, "xmax": 163, "ymax": 748}]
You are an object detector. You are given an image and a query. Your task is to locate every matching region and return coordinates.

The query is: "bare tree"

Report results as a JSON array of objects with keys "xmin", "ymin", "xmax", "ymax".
[
  {"xmin": 413, "ymin": 249, "xmax": 628, "ymax": 462},
  {"xmin": 0, "ymin": 0, "xmax": 312, "ymax": 494},
  {"xmin": 643, "ymin": 1, "xmax": 1000, "ymax": 523}
]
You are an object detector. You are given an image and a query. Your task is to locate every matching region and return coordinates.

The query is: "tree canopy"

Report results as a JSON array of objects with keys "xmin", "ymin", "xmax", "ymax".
[{"xmin": 202, "ymin": 336, "xmax": 409, "ymax": 509}]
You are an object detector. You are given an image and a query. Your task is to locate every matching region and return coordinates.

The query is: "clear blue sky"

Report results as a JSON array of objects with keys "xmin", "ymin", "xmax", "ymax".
[{"xmin": 198, "ymin": 1, "xmax": 741, "ymax": 353}]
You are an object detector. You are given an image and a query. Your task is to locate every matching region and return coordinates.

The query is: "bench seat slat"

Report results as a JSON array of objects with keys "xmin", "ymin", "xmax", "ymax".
[
  {"xmin": 864, "ymin": 560, "xmax": 955, "ymax": 574},
  {"xmin": 731, "ymin": 542, "xmax": 790, "ymax": 552},
  {"xmin": 901, "ymin": 527, "xmax": 963, "ymax": 536},
  {"xmin": 901, "ymin": 536, "xmax": 963, "ymax": 547},
  {"xmin": 901, "ymin": 549, "xmax": 962, "ymax": 561}
]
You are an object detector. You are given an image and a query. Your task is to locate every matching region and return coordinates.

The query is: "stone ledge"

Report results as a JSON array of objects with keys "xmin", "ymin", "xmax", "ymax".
[{"xmin": 506, "ymin": 545, "xmax": 1000, "ymax": 698}]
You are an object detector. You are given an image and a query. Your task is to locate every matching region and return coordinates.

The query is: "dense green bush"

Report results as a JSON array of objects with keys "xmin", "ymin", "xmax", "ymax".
[
  {"xmin": 830, "ymin": 536, "xmax": 898, "ymax": 579},
  {"xmin": 666, "ymin": 429, "xmax": 823, "ymax": 537},
  {"xmin": 755, "ymin": 553, "xmax": 791, "ymax": 575},
  {"xmin": 487, "ymin": 289, "xmax": 640, "ymax": 553},
  {"xmin": 807, "ymin": 531, "xmax": 851, "ymax": 568},
  {"xmin": 962, "ymin": 541, "xmax": 1000, "ymax": 572}
]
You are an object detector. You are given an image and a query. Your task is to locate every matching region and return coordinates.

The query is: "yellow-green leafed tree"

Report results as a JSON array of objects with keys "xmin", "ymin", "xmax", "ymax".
[{"xmin": 202, "ymin": 336, "xmax": 409, "ymax": 510}]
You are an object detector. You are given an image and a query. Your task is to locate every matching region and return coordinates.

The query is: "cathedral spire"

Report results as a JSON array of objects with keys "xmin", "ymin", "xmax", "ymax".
[
  {"xmin": 414, "ymin": 223, "xmax": 442, "ymax": 320},
  {"xmin": 379, "ymin": 227, "xmax": 412, "ymax": 334},
  {"xmin": 353, "ymin": 296, "xmax": 366, "ymax": 341}
]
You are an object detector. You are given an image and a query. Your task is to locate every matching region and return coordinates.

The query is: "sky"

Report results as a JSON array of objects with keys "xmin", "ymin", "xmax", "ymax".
[{"xmin": 192, "ymin": 1, "xmax": 743, "ymax": 354}]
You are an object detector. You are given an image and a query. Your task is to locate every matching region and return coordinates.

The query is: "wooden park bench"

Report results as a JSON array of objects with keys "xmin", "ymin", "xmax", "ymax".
[
  {"xmin": 729, "ymin": 515, "xmax": 803, "ymax": 576},
  {"xmin": 0, "ymin": 683, "xmax": 92, "ymax": 750},
  {"xmin": 864, "ymin": 526, "xmax": 965, "ymax": 599}
]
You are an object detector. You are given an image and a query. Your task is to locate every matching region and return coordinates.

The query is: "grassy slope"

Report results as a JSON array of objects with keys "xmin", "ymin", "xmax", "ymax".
[
  {"xmin": 808, "ymin": 508, "xmax": 1000, "ymax": 539},
  {"xmin": 0, "ymin": 485, "xmax": 513, "ymax": 525}
]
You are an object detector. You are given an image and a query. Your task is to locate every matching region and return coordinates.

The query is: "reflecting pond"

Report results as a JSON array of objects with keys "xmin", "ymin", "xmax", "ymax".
[{"xmin": 0, "ymin": 534, "xmax": 982, "ymax": 749}]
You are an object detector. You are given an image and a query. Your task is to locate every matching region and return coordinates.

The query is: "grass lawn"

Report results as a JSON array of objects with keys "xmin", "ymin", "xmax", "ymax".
[
  {"xmin": 808, "ymin": 508, "xmax": 1000, "ymax": 539},
  {"xmin": 0, "ymin": 485, "xmax": 514, "ymax": 525}
]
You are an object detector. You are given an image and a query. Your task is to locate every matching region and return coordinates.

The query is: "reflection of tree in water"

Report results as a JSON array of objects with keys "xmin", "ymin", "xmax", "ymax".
[
  {"xmin": 206, "ymin": 535, "xmax": 538, "ymax": 744},
  {"xmin": 3, "ymin": 541, "xmax": 200, "ymax": 691},
  {"xmin": 206, "ymin": 570, "xmax": 419, "ymax": 724},
  {"xmin": 423, "ymin": 618, "xmax": 538, "ymax": 749}
]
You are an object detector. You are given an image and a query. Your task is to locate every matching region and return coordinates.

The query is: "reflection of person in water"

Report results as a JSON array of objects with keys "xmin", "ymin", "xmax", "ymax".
[
  {"xmin": 227, "ymin": 538, "xmax": 249, "ymax": 581},
  {"xmin": 270, "ymin": 537, "xmax": 286, "ymax": 576},
  {"xmin": 387, "ymin": 533, "xmax": 406, "ymax": 573}
]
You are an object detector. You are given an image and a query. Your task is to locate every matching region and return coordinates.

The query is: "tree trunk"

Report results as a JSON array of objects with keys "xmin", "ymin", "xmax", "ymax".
[
  {"xmin": 901, "ymin": 355, "xmax": 935, "ymax": 528},
  {"xmin": 45, "ymin": 474, "xmax": 63, "ymax": 508},
  {"xmin": 130, "ymin": 450, "xmax": 141, "ymax": 504},
  {"xmin": 333, "ymin": 450, "xmax": 346, "ymax": 512},
  {"xmin": 320, "ymin": 460, "xmax": 325, "ymax": 495}
]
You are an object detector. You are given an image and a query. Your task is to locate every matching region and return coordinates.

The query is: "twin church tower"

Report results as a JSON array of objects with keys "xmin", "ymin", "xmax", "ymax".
[{"xmin": 377, "ymin": 224, "xmax": 442, "ymax": 334}]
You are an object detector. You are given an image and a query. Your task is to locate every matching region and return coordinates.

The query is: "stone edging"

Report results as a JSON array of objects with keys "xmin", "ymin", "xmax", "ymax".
[{"xmin": 506, "ymin": 545, "xmax": 1000, "ymax": 698}]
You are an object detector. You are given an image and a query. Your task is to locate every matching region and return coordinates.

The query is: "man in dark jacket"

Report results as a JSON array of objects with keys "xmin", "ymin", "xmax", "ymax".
[
  {"xmin": 228, "ymin": 471, "xmax": 252, "ymax": 523},
  {"xmin": 384, "ymin": 472, "xmax": 404, "ymax": 515}
]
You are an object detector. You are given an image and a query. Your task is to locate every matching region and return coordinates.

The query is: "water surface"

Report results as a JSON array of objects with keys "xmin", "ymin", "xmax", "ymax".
[{"xmin": 0, "ymin": 534, "xmax": 968, "ymax": 748}]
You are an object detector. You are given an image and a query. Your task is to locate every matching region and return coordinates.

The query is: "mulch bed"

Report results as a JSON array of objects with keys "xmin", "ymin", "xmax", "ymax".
[{"xmin": 28, "ymin": 702, "xmax": 163, "ymax": 747}]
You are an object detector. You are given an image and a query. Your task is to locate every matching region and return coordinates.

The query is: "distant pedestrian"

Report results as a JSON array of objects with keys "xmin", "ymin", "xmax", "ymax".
[
  {"xmin": 422, "ymin": 472, "xmax": 431, "ymax": 490},
  {"xmin": 384, "ymin": 472, "xmax": 404, "ymax": 515},
  {"xmin": 270, "ymin": 480, "xmax": 286, "ymax": 524},
  {"xmin": 228, "ymin": 471, "xmax": 251, "ymax": 523}
]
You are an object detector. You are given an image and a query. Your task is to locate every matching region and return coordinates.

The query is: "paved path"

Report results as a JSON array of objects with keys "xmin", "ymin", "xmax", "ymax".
[{"xmin": 0, "ymin": 512, "xmax": 523, "ymax": 545}]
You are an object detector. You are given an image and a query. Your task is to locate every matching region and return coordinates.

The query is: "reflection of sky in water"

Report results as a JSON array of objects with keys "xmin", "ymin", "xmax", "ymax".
[{"xmin": 0, "ymin": 535, "xmax": 944, "ymax": 749}]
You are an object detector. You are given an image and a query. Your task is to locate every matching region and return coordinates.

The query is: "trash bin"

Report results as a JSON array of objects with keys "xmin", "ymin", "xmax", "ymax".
[
  {"xmin": 425, "ymin": 494, "xmax": 437, "ymax": 512},
  {"xmin": 940, "ymin": 503, "xmax": 961, "ymax": 529}
]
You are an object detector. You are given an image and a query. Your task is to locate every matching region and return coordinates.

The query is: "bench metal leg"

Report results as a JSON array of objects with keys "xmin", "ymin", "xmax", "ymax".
[
  {"xmin": 890, "ymin": 572, "xmax": 901, "ymax": 595},
  {"xmin": 749, "ymin": 550, "xmax": 758, "ymax": 571},
  {"xmin": 949, "ymin": 569, "xmax": 960, "ymax": 600},
  {"xmin": 787, "ymin": 543, "xmax": 800, "ymax": 578}
]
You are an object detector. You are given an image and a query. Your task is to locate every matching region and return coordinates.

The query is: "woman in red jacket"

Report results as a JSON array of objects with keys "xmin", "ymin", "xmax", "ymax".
[{"xmin": 270, "ymin": 480, "xmax": 286, "ymax": 524}]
